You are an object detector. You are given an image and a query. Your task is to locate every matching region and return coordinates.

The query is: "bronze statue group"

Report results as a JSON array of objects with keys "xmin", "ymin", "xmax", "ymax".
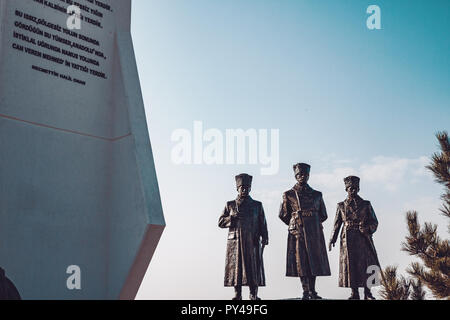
[{"xmin": 219, "ymin": 163, "xmax": 380, "ymax": 300}]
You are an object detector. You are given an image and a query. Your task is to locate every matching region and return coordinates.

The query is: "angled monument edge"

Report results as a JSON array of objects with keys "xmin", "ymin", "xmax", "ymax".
[
  {"xmin": 119, "ymin": 224, "xmax": 165, "ymax": 300},
  {"xmin": 116, "ymin": 31, "xmax": 166, "ymax": 227}
]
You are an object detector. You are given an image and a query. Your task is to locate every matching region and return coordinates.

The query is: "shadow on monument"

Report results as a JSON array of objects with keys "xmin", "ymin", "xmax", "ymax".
[{"xmin": 0, "ymin": 267, "xmax": 21, "ymax": 300}]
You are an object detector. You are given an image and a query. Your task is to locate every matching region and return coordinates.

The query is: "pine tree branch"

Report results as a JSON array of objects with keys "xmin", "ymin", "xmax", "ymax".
[
  {"xmin": 407, "ymin": 262, "xmax": 450, "ymax": 299},
  {"xmin": 380, "ymin": 266, "xmax": 411, "ymax": 300},
  {"xmin": 401, "ymin": 131, "xmax": 450, "ymax": 299},
  {"xmin": 410, "ymin": 279, "xmax": 426, "ymax": 300}
]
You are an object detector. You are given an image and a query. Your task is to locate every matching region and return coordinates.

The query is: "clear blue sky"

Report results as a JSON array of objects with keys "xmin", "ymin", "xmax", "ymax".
[{"xmin": 130, "ymin": 0, "xmax": 449, "ymax": 299}]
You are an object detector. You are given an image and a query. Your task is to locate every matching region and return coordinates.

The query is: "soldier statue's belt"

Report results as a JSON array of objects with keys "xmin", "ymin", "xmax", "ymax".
[
  {"xmin": 288, "ymin": 209, "xmax": 314, "ymax": 236},
  {"xmin": 292, "ymin": 209, "xmax": 314, "ymax": 217},
  {"xmin": 300, "ymin": 209, "xmax": 314, "ymax": 217},
  {"xmin": 288, "ymin": 190, "xmax": 316, "ymax": 236},
  {"xmin": 344, "ymin": 221, "xmax": 360, "ymax": 229}
]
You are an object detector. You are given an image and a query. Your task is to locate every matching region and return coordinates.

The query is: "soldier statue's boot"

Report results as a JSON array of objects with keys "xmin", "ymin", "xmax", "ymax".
[
  {"xmin": 309, "ymin": 291, "xmax": 322, "ymax": 300},
  {"xmin": 249, "ymin": 286, "xmax": 261, "ymax": 300},
  {"xmin": 364, "ymin": 287, "xmax": 376, "ymax": 300},
  {"xmin": 300, "ymin": 277, "xmax": 310, "ymax": 300},
  {"xmin": 309, "ymin": 292, "xmax": 322, "ymax": 300},
  {"xmin": 308, "ymin": 277, "xmax": 322, "ymax": 300},
  {"xmin": 232, "ymin": 286, "xmax": 242, "ymax": 300},
  {"xmin": 348, "ymin": 288, "xmax": 360, "ymax": 300}
]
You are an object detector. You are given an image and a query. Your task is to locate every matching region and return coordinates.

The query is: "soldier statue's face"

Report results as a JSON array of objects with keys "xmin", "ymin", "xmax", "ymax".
[
  {"xmin": 237, "ymin": 185, "xmax": 251, "ymax": 198},
  {"xmin": 295, "ymin": 172, "xmax": 309, "ymax": 185},
  {"xmin": 346, "ymin": 185, "xmax": 359, "ymax": 198}
]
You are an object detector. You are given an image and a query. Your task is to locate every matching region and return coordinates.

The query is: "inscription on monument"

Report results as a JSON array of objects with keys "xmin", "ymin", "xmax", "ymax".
[{"xmin": 9, "ymin": 0, "xmax": 113, "ymax": 86}]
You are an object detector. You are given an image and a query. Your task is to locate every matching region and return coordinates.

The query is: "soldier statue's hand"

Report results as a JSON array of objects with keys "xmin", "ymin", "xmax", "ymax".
[
  {"xmin": 359, "ymin": 225, "xmax": 368, "ymax": 235},
  {"xmin": 328, "ymin": 240, "xmax": 335, "ymax": 252}
]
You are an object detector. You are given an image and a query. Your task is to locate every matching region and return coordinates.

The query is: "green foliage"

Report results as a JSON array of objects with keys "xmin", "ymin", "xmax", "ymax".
[
  {"xmin": 410, "ymin": 279, "xmax": 426, "ymax": 300},
  {"xmin": 381, "ymin": 131, "xmax": 450, "ymax": 300},
  {"xmin": 380, "ymin": 266, "xmax": 410, "ymax": 300},
  {"xmin": 426, "ymin": 131, "xmax": 450, "ymax": 232},
  {"xmin": 380, "ymin": 266, "xmax": 427, "ymax": 300}
]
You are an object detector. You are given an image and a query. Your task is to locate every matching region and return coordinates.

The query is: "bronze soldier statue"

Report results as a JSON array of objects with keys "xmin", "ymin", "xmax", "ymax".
[
  {"xmin": 219, "ymin": 174, "xmax": 268, "ymax": 300},
  {"xmin": 279, "ymin": 163, "xmax": 331, "ymax": 300},
  {"xmin": 329, "ymin": 176, "xmax": 380, "ymax": 300}
]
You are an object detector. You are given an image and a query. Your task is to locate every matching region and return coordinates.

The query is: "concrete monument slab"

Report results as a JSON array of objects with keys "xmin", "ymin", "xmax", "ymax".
[{"xmin": 0, "ymin": 0, "xmax": 165, "ymax": 299}]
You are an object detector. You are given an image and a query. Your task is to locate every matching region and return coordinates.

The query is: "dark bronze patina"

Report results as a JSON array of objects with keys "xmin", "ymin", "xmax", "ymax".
[
  {"xmin": 329, "ymin": 176, "xmax": 380, "ymax": 300},
  {"xmin": 279, "ymin": 163, "xmax": 331, "ymax": 300},
  {"xmin": 219, "ymin": 174, "xmax": 268, "ymax": 300}
]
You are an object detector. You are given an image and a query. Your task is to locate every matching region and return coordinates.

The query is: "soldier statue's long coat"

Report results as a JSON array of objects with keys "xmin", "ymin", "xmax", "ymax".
[
  {"xmin": 219, "ymin": 196, "xmax": 268, "ymax": 287},
  {"xmin": 330, "ymin": 196, "xmax": 380, "ymax": 288},
  {"xmin": 279, "ymin": 184, "xmax": 331, "ymax": 277}
]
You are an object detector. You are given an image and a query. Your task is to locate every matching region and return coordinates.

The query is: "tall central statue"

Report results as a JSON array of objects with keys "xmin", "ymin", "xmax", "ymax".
[
  {"xmin": 219, "ymin": 174, "xmax": 269, "ymax": 300},
  {"xmin": 279, "ymin": 163, "xmax": 331, "ymax": 300}
]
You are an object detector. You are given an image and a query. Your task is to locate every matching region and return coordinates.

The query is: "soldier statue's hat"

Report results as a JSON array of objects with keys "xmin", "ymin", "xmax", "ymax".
[
  {"xmin": 344, "ymin": 175, "xmax": 360, "ymax": 188},
  {"xmin": 293, "ymin": 163, "xmax": 311, "ymax": 175},
  {"xmin": 235, "ymin": 173, "xmax": 253, "ymax": 188}
]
